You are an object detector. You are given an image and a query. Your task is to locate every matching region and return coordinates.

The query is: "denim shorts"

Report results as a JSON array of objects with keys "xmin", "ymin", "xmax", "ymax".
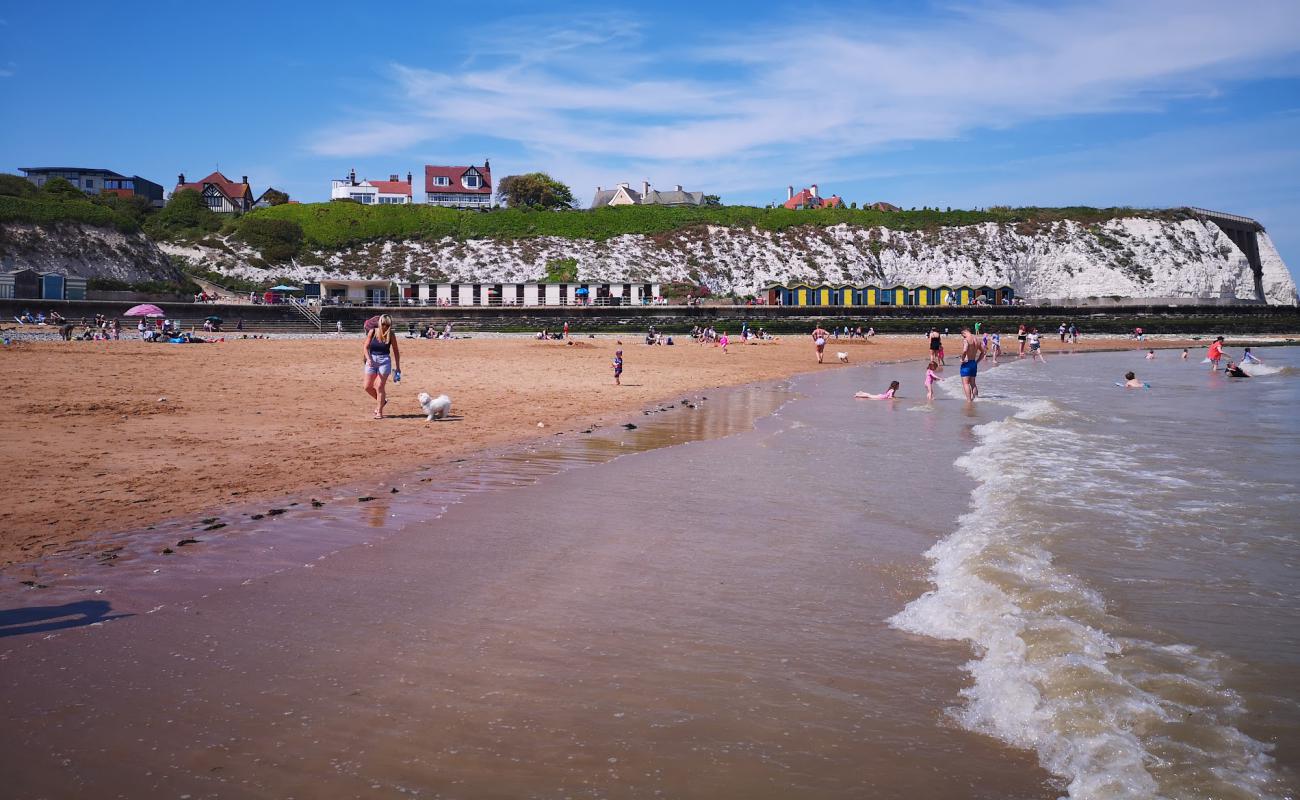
[{"xmin": 365, "ymin": 354, "xmax": 392, "ymax": 376}]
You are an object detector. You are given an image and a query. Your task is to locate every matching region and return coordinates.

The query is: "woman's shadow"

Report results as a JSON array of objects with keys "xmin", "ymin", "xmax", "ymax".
[{"xmin": 0, "ymin": 600, "xmax": 132, "ymax": 638}]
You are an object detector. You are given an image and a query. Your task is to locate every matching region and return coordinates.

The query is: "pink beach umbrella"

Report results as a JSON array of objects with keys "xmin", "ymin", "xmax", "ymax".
[{"xmin": 124, "ymin": 304, "xmax": 165, "ymax": 317}]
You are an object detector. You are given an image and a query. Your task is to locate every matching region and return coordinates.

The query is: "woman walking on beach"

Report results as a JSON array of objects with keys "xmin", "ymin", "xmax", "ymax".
[
  {"xmin": 363, "ymin": 314, "xmax": 401, "ymax": 419},
  {"xmin": 812, "ymin": 326, "xmax": 830, "ymax": 363}
]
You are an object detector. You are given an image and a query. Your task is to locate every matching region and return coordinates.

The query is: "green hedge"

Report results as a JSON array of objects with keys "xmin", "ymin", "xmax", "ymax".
[
  {"xmin": 0, "ymin": 194, "xmax": 140, "ymax": 233},
  {"xmin": 239, "ymin": 202, "xmax": 1187, "ymax": 251}
]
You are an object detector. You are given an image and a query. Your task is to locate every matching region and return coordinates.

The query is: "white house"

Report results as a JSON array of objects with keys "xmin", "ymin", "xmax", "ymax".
[
  {"xmin": 425, "ymin": 161, "xmax": 492, "ymax": 208},
  {"xmin": 590, "ymin": 180, "xmax": 706, "ymax": 208},
  {"xmin": 330, "ymin": 169, "xmax": 413, "ymax": 205}
]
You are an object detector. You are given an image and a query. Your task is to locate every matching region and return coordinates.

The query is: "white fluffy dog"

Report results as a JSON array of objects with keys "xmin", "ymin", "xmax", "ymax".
[
  {"xmin": 836, "ymin": 352, "xmax": 849, "ymax": 363},
  {"xmin": 417, "ymin": 392, "xmax": 452, "ymax": 420}
]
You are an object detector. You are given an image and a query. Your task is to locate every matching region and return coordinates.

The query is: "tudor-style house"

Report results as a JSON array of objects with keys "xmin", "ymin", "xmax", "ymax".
[
  {"xmin": 174, "ymin": 171, "xmax": 254, "ymax": 213},
  {"xmin": 590, "ymin": 180, "xmax": 705, "ymax": 209},
  {"xmin": 424, "ymin": 161, "xmax": 492, "ymax": 208},
  {"xmin": 330, "ymin": 169, "xmax": 414, "ymax": 205}
]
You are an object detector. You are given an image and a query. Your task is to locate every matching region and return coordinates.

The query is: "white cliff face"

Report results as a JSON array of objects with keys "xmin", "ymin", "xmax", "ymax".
[
  {"xmin": 167, "ymin": 216, "xmax": 1297, "ymax": 305},
  {"xmin": 0, "ymin": 223, "xmax": 180, "ymax": 283}
]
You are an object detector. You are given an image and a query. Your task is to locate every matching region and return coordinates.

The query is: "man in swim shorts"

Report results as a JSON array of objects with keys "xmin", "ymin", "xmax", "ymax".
[{"xmin": 958, "ymin": 326, "xmax": 985, "ymax": 401}]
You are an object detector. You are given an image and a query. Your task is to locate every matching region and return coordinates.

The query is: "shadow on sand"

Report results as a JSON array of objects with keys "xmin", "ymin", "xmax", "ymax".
[{"xmin": 0, "ymin": 600, "xmax": 132, "ymax": 638}]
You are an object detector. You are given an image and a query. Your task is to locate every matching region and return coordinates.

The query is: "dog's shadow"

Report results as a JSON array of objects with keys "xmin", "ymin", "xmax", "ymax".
[{"xmin": 388, "ymin": 413, "xmax": 465, "ymax": 421}]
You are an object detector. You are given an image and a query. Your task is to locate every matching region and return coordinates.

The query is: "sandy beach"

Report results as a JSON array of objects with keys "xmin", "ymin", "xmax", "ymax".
[{"xmin": 0, "ymin": 332, "xmax": 1199, "ymax": 567}]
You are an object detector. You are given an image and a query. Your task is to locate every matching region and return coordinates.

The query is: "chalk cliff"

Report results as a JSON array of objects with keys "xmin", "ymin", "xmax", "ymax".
[
  {"xmin": 170, "ymin": 215, "xmax": 1295, "ymax": 305},
  {"xmin": 0, "ymin": 222, "xmax": 181, "ymax": 284}
]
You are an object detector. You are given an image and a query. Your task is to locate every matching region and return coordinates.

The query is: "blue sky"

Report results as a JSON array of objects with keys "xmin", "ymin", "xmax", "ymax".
[{"xmin": 2, "ymin": 0, "xmax": 1298, "ymax": 265}]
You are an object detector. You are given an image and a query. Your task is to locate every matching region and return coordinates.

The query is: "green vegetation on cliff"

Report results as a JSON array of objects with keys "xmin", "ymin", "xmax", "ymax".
[
  {"xmin": 243, "ymin": 202, "xmax": 1187, "ymax": 252},
  {"xmin": 0, "ymin": 191, "xmax": 143, "ymax": 233}
]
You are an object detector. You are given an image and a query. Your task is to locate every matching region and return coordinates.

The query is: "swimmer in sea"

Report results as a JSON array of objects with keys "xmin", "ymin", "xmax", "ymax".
[
  {"xmin": 1224, "ymin": 360, "xmax": 1250, "ymax": 378},
  {"xmin": 1122, "ymin": 371, "xmax": 1147, "ymax": 389},
  {"xmin": 1146, "ymin": 349, "xmax": 1156, "ymax": 360},
  {"xmin": 1241, "ymin": 347, "xmax": 1262, "ymax": 365},
  {"xmin": 855, "ymin": 380, "xmax": 900, "ymax": 400},
  {"xmin": 1181, "ymin": 348, "xmax": 1189, "ymax": 360}
]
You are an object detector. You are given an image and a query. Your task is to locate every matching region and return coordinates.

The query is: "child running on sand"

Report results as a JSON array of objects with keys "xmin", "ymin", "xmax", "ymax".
[
  {"xmin": 612, "ymin": 350, "xmax": 623, "ymax": 385},
  {"xmin": 925, "ymin": 361, "xmax": 940, "ymax": 402},
  {"xmin": 855, "ymin": 381, "xmax": 900, "ymax": 400},
  {"xmin": 718, "ymin": 331, "xmax": 729, "ymax": 354}
]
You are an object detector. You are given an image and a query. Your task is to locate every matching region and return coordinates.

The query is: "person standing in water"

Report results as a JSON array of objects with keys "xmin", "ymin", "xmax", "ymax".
[
  {"xmin": 1207, "ymin": 336, "xmax": 1225, "ymax": 371},
  {"xmin": 928, "ymin": 327, "xmax": 943, "ymax": 364},
  {"xmin": 812, "ymin": 325, "xmax": 830, "ymax": 363},
  {"xmin": 958, "ymin": 326, "xmax": 986, "ymax": 401},
  {"xmin": 924, "ymin": 360, "xmax": 940, "ymax": 402},
  {"xmin": 363, "ymin": 314, "xmax": 400, "ymax": 419},
  {"xmin": 1241, "ymin": 347, "xmax": 1263, "ymax": 365},
  {"xmin": 1017, "ymin": 323, "xmax": 1028, "ymax": 358}
]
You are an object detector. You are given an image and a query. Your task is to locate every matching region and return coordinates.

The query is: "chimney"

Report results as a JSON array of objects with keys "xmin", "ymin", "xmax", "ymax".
[
  {"xmin": 787, "ymin": 185, "xmax": 794, "ymax": 200},
  {"xmin": 675, "ymin": 184, "xmax": 682, "ymax": 192},
  {"xmin": 241, "ymin": 175, "xmax": 248, "ymax": 186},
  {"xmin": 389, "ymin": 174, "xmax": 399, "ymax": 182},
  {"xmin": 349, "ymin": 168, "xmax": 357, "ymax": 185},
  {"xmin": 178, "ymin": 173, "xmax": 186, "ymax": 185},
  {"xmin": 619, "ymin": 181, "xmax": 629, "ymax": 189},
  {"xmin": 811, "ymin": 184, "xmax": 819, "ymax": 198},
  {"xmin": 596, "ymin": 186, "xmax": 602, "ymax": 192},
  {"xmin": 406, "ymin": 171, "xmax": 412, "ymax": 185},
  {"xmin": 484, "ymin": 159, "xmax": 490, "ymax": 172},
  {"xmin": 642, "ymin": 179, "xmax": 650, "ymax": 196}
]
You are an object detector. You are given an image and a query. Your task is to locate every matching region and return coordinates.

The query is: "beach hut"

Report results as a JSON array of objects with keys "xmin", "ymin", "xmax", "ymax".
[
  {"xmin": 930, "ymin": 284, "xmax": 952, "ymax": 306},
  {"xmin": 813, "ymin": 284, "xmax": 835, "ymax": 306},
  {"xmin": 0, "ymin": 269, "xmax": 40, "ymax": 300},
  {"xmin": 880, "ymin": 284, "xmax": 909, "ymax": 306},
  {"xmin": 836, "ymin": 285, "xmax": 856, "ymax": 306},
  {"xmin": 955, "ymin": 285, "xmax": 974, "ymax": 305},
  {"xmin": 975, "ymin": 285, "xmax": 996, "ymax": 305},
  {"xmin": 997, "ymin": 285, "xmax": 1015, "ymax": 305},
  {"xmin": 859, "ymin": 284, "xmax": 880, "ymax": 306},
  {"xmin": 914, "ymin": 286, "xmax": 934, "ymax": 306}
]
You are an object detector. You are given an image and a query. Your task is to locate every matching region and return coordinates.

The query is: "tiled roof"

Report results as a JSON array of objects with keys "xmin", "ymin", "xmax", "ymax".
[
  {"xmin": 368, "ymin": 180, "xmax": 412, "ymax": 196},
  {"xmin": 783, "ymin": 188, "xmax": 842, "ymax": 210},
  {"xmin": 424, "ymin": 164, "xmax": 492, "ymax": 194},
  {"xmin": 176, "ymin": 171, "xmax": 251, "ymax": 202}
]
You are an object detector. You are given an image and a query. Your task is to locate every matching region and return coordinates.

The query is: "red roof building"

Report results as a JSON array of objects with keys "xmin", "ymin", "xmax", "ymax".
[
  {"xmin": 424, "ymin": 161, "xmax": 492, "ymax": 208},
  {"xmin": 174, "ymin": 171, "xmax": 254, "ymax": 213},
  {"xmin": 783, "ymin": 184, "xmax": 843, "ymax": 210}
]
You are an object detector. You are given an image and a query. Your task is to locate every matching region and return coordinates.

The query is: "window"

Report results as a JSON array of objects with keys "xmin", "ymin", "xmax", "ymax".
[
  {"xmin": 205, "ymin": 194, "xmax": 224, "ymax": 209},
  {"xmin": 463, "ymin": 173, "xmax": 481, "ymax": 189},
  {"xmin": 350, "ymin": 193, "xmax": 373, "ymax": 204},
  {"xmin": 85, "ymin": 178, "xmax": 94, "ymax": 189},
  {"xmin": 433, "ymin": 176, "xmax": 449, "ymax": 186}
]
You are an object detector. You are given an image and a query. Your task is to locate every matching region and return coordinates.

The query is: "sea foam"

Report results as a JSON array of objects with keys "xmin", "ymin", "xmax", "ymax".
[{"xmin": 890, "ymin": 389, "xmax": 1285, "ymax": 799}]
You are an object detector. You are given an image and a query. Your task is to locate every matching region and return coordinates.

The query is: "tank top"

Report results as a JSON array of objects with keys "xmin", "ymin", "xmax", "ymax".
[{"xmin": 368, "ymin": 331, "xmax": 391, "ymax": 355}]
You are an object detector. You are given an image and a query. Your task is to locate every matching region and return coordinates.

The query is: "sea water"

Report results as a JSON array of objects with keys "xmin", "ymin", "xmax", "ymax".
[
  {"xmin": 894, "ymin": 346, "xmax": 1300, "ymax": 799},
  {"xmin": 1, "ymin": 347, "xmax": 1296, "ymax": 799}
]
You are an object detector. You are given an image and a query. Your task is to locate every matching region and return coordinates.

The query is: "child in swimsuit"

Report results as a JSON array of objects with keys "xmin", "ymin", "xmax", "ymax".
[
  {"xmin": 925, "ymin": 361, "xmax": 940, "ymax": 402},
  {"xmin": 1241, "ymin": 348, "xmax": 1262, "ymax": 365},
  {"xmin": 612, "ymin": 350, "xmax": 623, "ymax": 385},
  {"xmin": 855, "ymin": 381, "xmax": 900, "ymax": 400}
]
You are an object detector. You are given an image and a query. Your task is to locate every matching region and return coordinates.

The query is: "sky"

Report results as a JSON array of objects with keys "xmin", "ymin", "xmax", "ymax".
[{"xmin": 2, "ymin": 0, "xmax": 1298, "ymax": 265}]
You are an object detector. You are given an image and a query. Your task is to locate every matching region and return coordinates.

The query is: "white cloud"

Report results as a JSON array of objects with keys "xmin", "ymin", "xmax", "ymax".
[{"xmin": 306, "ymin": 0, "xmax": 1300, "ymax": 195}]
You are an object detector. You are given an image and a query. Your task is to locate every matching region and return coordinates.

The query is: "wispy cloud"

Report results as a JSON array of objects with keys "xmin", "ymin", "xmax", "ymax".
[{"xmin": 307, "ymin": 0, "xmax": 1300, "ymax": 194}]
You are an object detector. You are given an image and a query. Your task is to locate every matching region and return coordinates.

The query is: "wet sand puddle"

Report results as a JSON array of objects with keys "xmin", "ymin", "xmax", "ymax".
[{"xmin": 0, "ymin": 364, "xmax": 1059, "ymax": 799}]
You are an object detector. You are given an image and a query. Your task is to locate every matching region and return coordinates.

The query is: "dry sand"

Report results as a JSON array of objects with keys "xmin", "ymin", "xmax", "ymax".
[{"xmin": 0, "ymin": 332, "xmax": 1193, "ymax": 567}]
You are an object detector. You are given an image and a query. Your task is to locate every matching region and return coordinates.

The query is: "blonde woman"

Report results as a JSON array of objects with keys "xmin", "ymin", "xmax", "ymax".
[{"xmin": 363, "ymin": 314, "xmax": 401, "ymax": 419}]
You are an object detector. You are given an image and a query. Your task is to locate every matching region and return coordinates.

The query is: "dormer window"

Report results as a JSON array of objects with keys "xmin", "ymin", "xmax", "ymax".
[
  {"xmin": 463, "ymin": 173, "xmax": 481, "ymax": 189},
  {"xmin": 433, "ymin": 176, "xmax": 449, "ymax": 186}
]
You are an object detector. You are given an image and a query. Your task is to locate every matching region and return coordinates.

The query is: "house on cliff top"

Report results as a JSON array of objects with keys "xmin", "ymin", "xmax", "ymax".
[
  {"xmin": 784, "ymin": 184, "xmax": 843, "ymax": 210},
  {"xmin": 174, "ymin": 171, "xmax": 254, "ymax": 213},
  {"xmin": 425, "ymin": 161, "xmax": 492, "ymax": 208},
  {"xmin": 590, "ymin": 181, "xmax": 706, "ymax": 208},
  {"xmin": 331, "ymin": 169, "xmax": 414, "ymax": 205}
]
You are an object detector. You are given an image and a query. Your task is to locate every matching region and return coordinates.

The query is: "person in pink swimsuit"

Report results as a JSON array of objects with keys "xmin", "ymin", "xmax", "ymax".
[
  {"xmin": 925, "ymin": 360, "xmax": 940, "ymax": 402},
  {"xmin": 855, "ymin": 381, "xmax": 900, "ymax": 400}
]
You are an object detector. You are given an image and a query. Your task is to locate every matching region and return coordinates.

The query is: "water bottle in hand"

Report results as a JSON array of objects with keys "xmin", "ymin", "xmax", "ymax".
[{"xmin": 394, "ymin": 370, "xmax": 401, "ymax": 383}]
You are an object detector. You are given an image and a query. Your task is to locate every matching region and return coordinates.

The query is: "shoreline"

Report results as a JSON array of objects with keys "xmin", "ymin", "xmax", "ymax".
[{"xmin": 0, "ymin": 333, "xmax": 1227, "ymax": 571}]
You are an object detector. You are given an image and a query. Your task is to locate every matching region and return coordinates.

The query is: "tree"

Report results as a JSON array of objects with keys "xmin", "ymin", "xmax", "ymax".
[
  {"xmin": 92, "ymin": 192, "xmax": 154, "ymax": 225},
  {"xmin": 703, "ymin": 194, "xmax": 722, "ymax": 207},
  {"xmin": 496, "ymin": 172, "xmax": 574, "ymax": 209},
  {"xmin": 41, "ymin": 176, "xmax": 85, "ymax": 198},
  {"xmin": 144, "ymin": 188, "xmax": 222, "ymax": 239},
  {"xmin": 0, "ymin": 173, "xmax": 37, "ymax": 198},
  {"xmin": 261, "ymin": 188, "xmax": 290, "ymax": 206}
]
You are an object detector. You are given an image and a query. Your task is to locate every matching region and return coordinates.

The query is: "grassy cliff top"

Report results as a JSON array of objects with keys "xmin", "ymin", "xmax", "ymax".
[{"xmin": 247, "ymin": 202, "xmax": 1188, "ymax": 250}]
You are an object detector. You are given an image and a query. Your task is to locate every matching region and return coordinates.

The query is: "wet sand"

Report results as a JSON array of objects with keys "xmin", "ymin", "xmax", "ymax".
[
  {"xmin": 0, "ymin": 364, "xmax": 1058, "ymax": 799},
  {"xmin": 0, "ymin": 333, "xmax": 1197, "ymax": 568}
]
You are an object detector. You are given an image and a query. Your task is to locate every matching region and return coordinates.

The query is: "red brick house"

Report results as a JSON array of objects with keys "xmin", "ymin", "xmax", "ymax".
[
  {"xmin": 174, "ymin": 171, "xmax": 254, "ymax": 213},
  {"xmin": 783, "ymin": 184, "xmax": 843, "ymax": 210},
  {"xmin": 424, "ymin": 161, "xmax": 492, "ymax": 208}
]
